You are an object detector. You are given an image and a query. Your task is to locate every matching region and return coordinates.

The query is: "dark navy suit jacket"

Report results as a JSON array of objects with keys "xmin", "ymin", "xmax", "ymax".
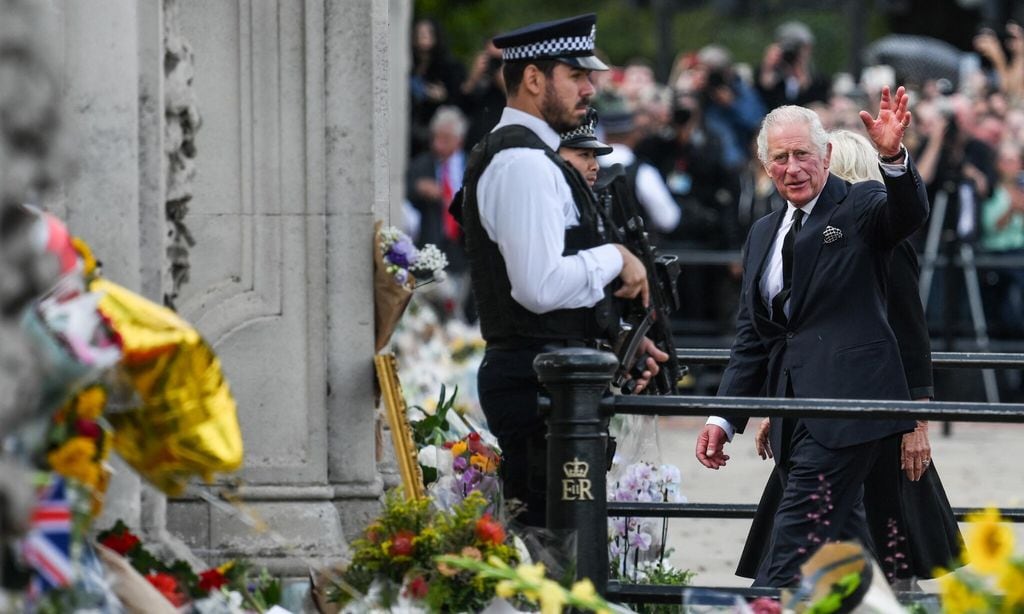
[{"xmin": 718, "ymin": 163, "xmax": 930, "ymax": 451}]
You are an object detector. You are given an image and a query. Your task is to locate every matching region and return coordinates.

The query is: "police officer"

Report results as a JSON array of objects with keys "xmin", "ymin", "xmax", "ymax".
[{"xmin": 457, "ymin": 14, "xmax": 667, "ymax": 527}]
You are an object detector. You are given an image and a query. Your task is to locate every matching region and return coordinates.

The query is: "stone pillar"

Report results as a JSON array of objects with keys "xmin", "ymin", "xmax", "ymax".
[
  {"xmin": 55, "ymin": 0, "xmax": 394, "ymax": 573},
  {"xmin": 323, "ymin": 0, "xmax": 387, "ymax": 541}
]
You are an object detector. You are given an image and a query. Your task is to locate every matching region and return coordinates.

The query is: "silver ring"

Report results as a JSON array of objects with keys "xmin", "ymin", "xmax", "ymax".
[{"xmin": 922, "ymin": 459, "xmax": 931, "ymax": 466}]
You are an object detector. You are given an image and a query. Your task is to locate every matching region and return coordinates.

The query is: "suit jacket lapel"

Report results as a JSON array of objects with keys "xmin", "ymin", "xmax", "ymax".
[
  {"xmin": 747, "ymin": 208, "xmax": 785, "ymax": 329},
  {"xmin": 789, "ymin": 174, "xmax": 847, "ymax": 323}
]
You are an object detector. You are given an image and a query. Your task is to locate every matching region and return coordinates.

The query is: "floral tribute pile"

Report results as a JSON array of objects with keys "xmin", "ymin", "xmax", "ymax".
[
  {"xmin": 327, "ymin": 490, "xmax": 517, "ymax": 612},
  {"xmin": 95, "ymin": 521, "xmax": 281, "ymax": 612},
  {"xmin": 936, "ymin": 507, "xmax": 1024, "ymax": 614}
]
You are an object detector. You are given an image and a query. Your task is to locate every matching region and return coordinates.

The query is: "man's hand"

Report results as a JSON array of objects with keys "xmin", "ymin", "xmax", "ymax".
[
  {"xmin": 754, "ymin": 418, "xmax": 772, "ymax": 460},
  {"xmin": 901, "ymin": 420, "xmax": 931, "ymax": 482},
  {"xmin": 859, "ymin": 85, "xmax": 911, "ymax": 159},
  {"xmin": 415, "ymin": 177, "xmax": 443, "ymax": 201},
  {"xmin": 695, "ymin": 424, "xmax": 730, "ymax": 469},
  {"xmin": 613, "ymin": 244, "xmax": 650, "ymax": 307},
  {"xmin": 630, "ymin": 337, "xmax": 670, "ymax": 394}
]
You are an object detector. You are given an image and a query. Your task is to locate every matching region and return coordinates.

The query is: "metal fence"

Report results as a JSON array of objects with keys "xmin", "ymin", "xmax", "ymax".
[{"xmin": 535, "ymin": 347, "xmax": 1024, "ymax": 607}]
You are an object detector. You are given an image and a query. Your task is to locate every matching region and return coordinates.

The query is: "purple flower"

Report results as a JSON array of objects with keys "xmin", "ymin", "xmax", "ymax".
[
  {"xmin": 453, "ymin": 456, "xmax": 469, "ymax": 472},
  {"xmin": 386, "ymin": 238, "xmax": 417, "ymax": 268},
  {"xmin": 461, "ymin": 466, "xmax": 481, "ymax": 488}
]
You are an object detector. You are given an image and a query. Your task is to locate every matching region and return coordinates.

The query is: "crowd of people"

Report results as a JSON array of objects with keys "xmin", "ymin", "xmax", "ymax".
[{"xmin": 403, "ymin": 15, "xmax": 1024, "ymax": 345}]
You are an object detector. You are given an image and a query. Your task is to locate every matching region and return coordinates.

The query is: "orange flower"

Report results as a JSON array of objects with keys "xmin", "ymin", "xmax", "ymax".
[
  {"xmin": 475, "ymin": 514, "xmax": 506, "ymax": 545},
  {"xmin": 470, "ymin": 453, "xmax": 497, "ymax": 473}
]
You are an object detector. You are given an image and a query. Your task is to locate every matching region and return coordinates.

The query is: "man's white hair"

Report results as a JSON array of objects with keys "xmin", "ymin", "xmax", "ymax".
[
  {"xmin": 429, "ymin": 105, "xmax": 468, "ymax": 140},
  {"xmin": 756, "ymin": 105, "xmax": 830, "ymax": 167}
]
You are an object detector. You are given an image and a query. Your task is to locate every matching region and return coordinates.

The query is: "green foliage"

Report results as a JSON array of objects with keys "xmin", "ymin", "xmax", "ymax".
[
  {"xmin": 330, "ymin": 489, "xmax": 518, "ymax": 612},
  {"xmin": 409, "ymin": 384, "xmax": 459, "ymax": 449},
  {"xmin": 611, "ymin": 556, "xmax": 696, "ymax": 614}
]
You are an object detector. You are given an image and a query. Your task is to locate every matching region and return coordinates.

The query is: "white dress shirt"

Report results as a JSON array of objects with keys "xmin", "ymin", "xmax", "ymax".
[
  {"xmin": 599, "ymin": 145, "xmax": 682, "ymax": 233},
  {"xmin": 476, "ymin": 107, "xmax": 623, "ymax": 314},
  {"xmin": 707, "ymin": 156, "xmax": 911, "ymax": 441}
]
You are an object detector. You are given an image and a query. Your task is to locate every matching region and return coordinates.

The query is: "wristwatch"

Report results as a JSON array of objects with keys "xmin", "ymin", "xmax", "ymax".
[{"xmin": 878, "ymin": 144, "xmax": 907, "ymax": 164}]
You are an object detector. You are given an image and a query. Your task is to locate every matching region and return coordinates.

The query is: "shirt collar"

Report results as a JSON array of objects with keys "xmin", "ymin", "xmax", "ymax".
[
  {"xmin": 493, "ymin": 107, "xmax": 561, "ymax": 150},
  {"xmin": 787, "ymin": 191, "xmax": 821, "ymax": 220}
]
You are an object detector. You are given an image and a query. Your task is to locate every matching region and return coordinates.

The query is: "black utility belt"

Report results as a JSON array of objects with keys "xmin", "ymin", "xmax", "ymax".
[{"xmin": 486, "ymin": 337, "xmax": 607, "ymax": 352}]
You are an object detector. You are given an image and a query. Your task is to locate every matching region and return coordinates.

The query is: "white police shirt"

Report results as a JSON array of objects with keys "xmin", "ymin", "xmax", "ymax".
[
  {"xmin": 476, "ymin": 107, "xmax": 622, "ymax": 314},
  {"xmin": 599, "ymin": 144, "xmax": 681, "ymax": 233}
]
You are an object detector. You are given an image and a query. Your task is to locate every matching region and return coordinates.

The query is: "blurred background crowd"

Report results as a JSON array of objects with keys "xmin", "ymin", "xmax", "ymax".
[{"xmin": 399, "ymin": 0, "xmax": 1024, "ymax": 403}]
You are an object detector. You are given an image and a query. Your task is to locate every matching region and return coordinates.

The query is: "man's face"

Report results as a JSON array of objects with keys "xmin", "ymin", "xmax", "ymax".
[
  {"xmin": 764, "ymin": 122, "xmax": 831, "ymax": 206},
  {"xmin": 559, "ymin": 147, "xmax": 599, "ymax": 187},
  {"xmin": 430, "ymin": 126, "xmax": 462, "ymax": 160},
  {"xmin": 540, "ymin": 63, "xmax": 594, "ymax": 133}
]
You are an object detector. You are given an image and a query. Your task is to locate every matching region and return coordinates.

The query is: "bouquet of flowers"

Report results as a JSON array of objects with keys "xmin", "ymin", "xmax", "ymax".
[
  {"xmin": 328, "ymin": 489, "xmax": 518, "ymax": 613},
  {"xmin": 933, "ymin": 507, "xmax": 1024, "ymax": 614},
  {"xmin": 45, "ymin": 384, "xmax": 113, "ymax": 517},
  {"xmin": 409, "ymin": 385, "xmax": 503, "ymax": 512},
  {"xmin": 96, "ymin": 520, "xmax": 282, "ymax": 611},
  {"xmin": 373, "ymin": 221, "xmax": 448, "ymax": 352}
]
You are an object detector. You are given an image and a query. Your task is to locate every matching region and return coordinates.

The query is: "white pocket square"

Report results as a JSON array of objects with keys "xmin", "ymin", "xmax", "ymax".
[{"xmin": 822, "ymin": 226, "xmax": 843, "ymax": 244}]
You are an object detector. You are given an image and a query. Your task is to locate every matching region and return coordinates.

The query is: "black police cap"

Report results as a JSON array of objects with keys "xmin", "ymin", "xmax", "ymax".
[
  {"xmin": 493, "ymin": 13, "xmax": 609, "ymax": 71},
  {"xmin": 559, "ymin": 108, "xmax": 612, "ymax": 155}
]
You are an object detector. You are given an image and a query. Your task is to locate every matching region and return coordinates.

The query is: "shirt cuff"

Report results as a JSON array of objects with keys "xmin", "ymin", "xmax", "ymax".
[
  {"xmin": 706, "ymin": 416, "xmax": 735, "ymax": 441},
  {"xmin": 879, "ymin": 148, "xmax": 909, "ymax": 176},
  {"xmin": 579, "ymin": 243, "xmax": 623, "ymax": 289}
]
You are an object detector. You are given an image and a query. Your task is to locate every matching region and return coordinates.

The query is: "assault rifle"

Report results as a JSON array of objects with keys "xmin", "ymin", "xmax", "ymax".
[{"xmin": 596, "ymin": 165, "xmax": 685, "ymax": 395}]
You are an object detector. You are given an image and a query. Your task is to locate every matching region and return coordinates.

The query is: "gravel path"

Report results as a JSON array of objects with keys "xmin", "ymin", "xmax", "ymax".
[{"xmin": 652, "ymin": 417, "xmax": 1024, "ymax": 589}]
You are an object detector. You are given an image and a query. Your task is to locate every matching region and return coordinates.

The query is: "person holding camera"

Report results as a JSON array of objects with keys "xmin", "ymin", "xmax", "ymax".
[
  {"xmin": 459, "ymin": 38, "xmax": 507, "ymax": 151},
  {"xmin": 756, "ymin": 21, "xmax": 830, "ymax": 112},
  {"xmin": 695, "ymin": 44, "xmax": 766, "ymax": 171}
]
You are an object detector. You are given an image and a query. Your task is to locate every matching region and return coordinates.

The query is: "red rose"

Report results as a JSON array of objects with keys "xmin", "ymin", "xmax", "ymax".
[
  {"xmin": 74, "ymin": 418, "xmax": 103, "ymax": 440},
  {"xmin": 749, "ymin": 597, "xmax": 782, "ymax": 614},
  {"xmin": 404, "ymin": 575, "xmax": 429, "ymax": 599},
  {"xmin": 146, "ymin": 572, "xmax": 186, "ymax": 606},
  {"xmin": 467, "ymin": 432, "xmax": 480, "ymax": 442},
  {"xmin": 389, "ymin": 530, "xmax": 416, "ymax": 557},
  {"xmin": 99, "ymin": 530, "xmax": 140, "ymax": 556},
  {"xmin": 475, "ymin": 514, "xmax": 506, "ymax": 545},
  {"xmin": 198, "ymin": 568, "xmax": 228, "ymax": 593}
]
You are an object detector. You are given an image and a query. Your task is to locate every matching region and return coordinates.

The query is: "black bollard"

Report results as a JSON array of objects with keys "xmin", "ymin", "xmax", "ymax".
[{"xmin": 534, "ymin": 348, "xmax": 617, "ymax": 595}]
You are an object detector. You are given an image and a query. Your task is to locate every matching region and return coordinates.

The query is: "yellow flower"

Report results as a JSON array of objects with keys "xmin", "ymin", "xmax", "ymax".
[
  {"xmin": 965, "ymin": 507, "xmax": 1015, "ymax": 574},
  {"xmin": 517, "ymin": 562, "xmax": 546, "ymax": 584},
  {"xmin": 495, "ymin": 580, "xmax": 516, "ymax": 599},
  {"xmin": 570, "ymin": 578, "xmax": 596, "ymax": 601},
  {"xmin": 470, "ymin": 453, "xmax": 497, "ymax": 472},
  {"xmin": 217, "ymin": 561, "xmax": 235, "ymax": 575},
  {"xmin": 450, "ymin": 440, "xmax": 468, "ymax": 456},
  {"xmin": 75, "ymin": 386, "xmax": 107, "ymax": 420},
  {"xmin": 538, "ymin": 579, "xmax": 566, "ymax": 614},
  {"xmin": 998, "ymin": 563, "xmax": 1024, "ymax": 611},
  {"xmin": 48, "ymin": 437, "xmax": 101, "ymax": 488},
  {"xmin": 938, "ymin": 572, "xmax": 989, "ymax": 614}
]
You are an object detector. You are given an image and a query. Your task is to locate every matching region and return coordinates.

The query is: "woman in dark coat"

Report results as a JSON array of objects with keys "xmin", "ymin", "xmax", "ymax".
[{"xmin": 735, "ymin": 130, "xmax": 963, "ymax": 583}]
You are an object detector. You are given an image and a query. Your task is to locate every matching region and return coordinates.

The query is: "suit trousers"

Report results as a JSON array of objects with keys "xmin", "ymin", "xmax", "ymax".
[
  {"xmin": 478, "ymin": 347, "xmax": 549, "ymax": 528},
  {"xmin": 755, "ymin": 418, "xmax": 882, "ymax": 587}
]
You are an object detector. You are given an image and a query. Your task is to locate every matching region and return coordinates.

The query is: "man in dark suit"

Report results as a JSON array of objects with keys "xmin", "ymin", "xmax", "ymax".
[{"xmin": 694, "ymin": 86, "xmax": 929, "ymax": 587}]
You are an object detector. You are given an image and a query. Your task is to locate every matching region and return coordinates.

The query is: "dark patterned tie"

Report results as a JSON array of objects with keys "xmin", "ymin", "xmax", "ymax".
[{"xmin": 772, "ymin": 208, "xmax": 804, "ymax": 326}]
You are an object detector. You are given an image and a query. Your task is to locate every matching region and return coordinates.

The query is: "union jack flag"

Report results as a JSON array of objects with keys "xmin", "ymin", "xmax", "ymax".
[{"xmin": 22, "ymin": 475, "xmax": 74, "ymax": 593}]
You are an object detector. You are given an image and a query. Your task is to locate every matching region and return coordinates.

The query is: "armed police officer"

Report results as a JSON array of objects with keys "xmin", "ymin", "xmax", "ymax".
[{"xmin": 457, "ymin": 14, "xmax": 668, "ymax": 528}]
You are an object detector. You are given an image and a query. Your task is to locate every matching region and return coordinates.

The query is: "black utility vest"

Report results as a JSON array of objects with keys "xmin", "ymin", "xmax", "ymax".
[{"xmin": 460, "ymin": 125, "xmax": 613, "ymax": 343}]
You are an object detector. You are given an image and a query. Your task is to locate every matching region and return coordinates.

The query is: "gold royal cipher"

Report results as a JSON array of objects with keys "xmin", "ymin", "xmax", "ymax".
[{"xmin": 561, "ymin": 457, "xmax": 593, "ymax": 501}]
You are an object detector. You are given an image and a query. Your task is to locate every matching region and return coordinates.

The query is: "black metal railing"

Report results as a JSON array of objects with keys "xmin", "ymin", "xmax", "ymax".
[{"xmin": 535, "ymin": 347, "xmax": 1024, "ymax": 607}]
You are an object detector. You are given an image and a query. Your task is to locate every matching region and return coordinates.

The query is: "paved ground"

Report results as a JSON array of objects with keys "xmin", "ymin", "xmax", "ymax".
[{"xmin": 652, "ymin": 417, "xmax": 1024, "ymax": 589}]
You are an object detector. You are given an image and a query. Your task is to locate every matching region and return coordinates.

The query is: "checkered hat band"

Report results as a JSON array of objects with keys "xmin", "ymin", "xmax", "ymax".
[
  {"xmin": 561, "ymin": 122, "xmax": 596, "ymax": 140},
  {"xmin": 501, "ymin": 34, "xmax": 595, "ymax": 61}
]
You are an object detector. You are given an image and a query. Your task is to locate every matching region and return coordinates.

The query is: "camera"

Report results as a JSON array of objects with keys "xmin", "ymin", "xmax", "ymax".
[
  {"xmin": 487, "ymin": 55, "xmax": 502, "ymax": 74},
  {"xmin": 780, "ymin": 42, "xmax": 800, "ymax": 67}
]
